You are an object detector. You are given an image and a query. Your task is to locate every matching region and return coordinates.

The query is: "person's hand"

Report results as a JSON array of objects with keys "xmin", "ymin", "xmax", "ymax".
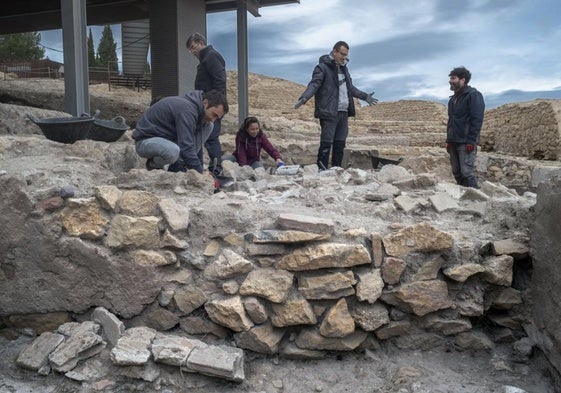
[
  {"xmin": 205, "ymin": 170, "xmax": 220, "ymax": 190},
  {"xmin": 294, "ymin": 98, "xmax": 306, "ymax": 109},
  {"xmin": 365, "ymin": 92, "xmax": 378, "ymax": 106},
  {"xmin": 446, "ymin": 143, "xmax": 452, "ymax": 153},
  {"xmin": 277, "ymin": 159, "xmax": 285, "ymax": 167},
  {"xmin": 466, "ymin": 144, "xmax": 475, "ymax": 152}
]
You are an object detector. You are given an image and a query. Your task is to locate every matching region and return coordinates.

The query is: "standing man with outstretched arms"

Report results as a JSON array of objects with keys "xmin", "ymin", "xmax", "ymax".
[{"xmin": 294, "ymin": 41, "xmax": 378, "ymax": 170}]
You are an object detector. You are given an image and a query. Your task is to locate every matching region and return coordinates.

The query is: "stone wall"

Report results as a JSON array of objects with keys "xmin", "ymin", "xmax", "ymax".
[
  {"xmin": 480, "ymin": 100, "xmax": 561, "ymax": 159},
  {"xmin": 1, "ymin": 175, "xmax": 531, "ymax": 359},
  {"xmin": 528, "ymin": 177, "xmax": 561, "ymax": 387}
]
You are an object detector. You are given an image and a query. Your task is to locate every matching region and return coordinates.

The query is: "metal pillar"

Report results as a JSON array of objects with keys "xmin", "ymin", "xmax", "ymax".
[
  {"xmin": 61, "ymin": 0, "xmax": 89, "ymax": 116},
  {"xmin": 237, "ymin": 0, "xmax": 249, "ymax": 125},
  {"xmin": 149, "ymin": 0, "xmax": 205, "ymax": 99}
]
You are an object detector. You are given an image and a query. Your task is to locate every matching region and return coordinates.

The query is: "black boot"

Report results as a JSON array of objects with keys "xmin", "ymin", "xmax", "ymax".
[
  {"xmin": 465, "ymin": 176, "xmax": 479, "ymax": 189},
  {"xmin": 317, "ymin": 142, "xmax": 331, "ymax": 170},
  {"xmin": 332, "ymin": 141, "xmax": 346, "ymax": 168},
  {"xmin": 167, "ymin": 160, "xmax": 187, "ymax": 173}
]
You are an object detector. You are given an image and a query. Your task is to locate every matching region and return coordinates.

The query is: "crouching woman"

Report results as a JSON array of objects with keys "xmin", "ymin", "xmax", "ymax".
[{"xmin": 224, "ymin": 116, "xmax": 284, "ymax": 169}]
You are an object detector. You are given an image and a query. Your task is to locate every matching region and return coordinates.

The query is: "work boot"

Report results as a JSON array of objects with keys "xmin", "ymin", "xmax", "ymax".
[
  {"xmin": 317, "ymin": 142, "xmax": 331, "ymax": 171},
  {"xmin": 145, "ymin": 158, "xmax": 156, "ymax": 171},
  {"xmin": 332, "ymin": 141, "xmax": 346, "ymax": 168},
  {"xmin": 167, "ymin": 161, "xmax": 187, "ymax": 173},
  {"xmin": 465, "ymin": 176, "xmax": 479, "ymax": 189}
]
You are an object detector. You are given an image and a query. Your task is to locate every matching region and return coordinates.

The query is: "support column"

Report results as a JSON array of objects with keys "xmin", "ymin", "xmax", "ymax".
[
  {"xmin": 237, "ymin": 0, "xmax": 249, "ymax": 125},
  {"xmin": 61, "ymin": 0, "xmax": 89, "ymax": 116},
  {"xmin": 149, "ymin": 0, "xmax": 205, "ymax": 99}
]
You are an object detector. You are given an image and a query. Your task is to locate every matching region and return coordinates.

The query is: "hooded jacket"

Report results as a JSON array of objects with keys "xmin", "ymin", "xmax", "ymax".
[
  {"xmin": 446, "ymin": 86, "xmax": 485, "ymax": 145},
  {"xmin": 299, "ymin": 54, "xmax": 369, "ymax": 120},
  {"xmin": 233, "ymin": 129, "xmax": 282, "ymax": 166},
  {"xmin": 195, "ymin": 45, "xmax": 227, "ymax": 95},
  {"xmin": 132, "ymin": 90, "xmax": 212, "ymax": 173}
]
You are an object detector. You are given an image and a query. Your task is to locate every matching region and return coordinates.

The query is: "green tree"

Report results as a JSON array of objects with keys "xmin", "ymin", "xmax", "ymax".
[
  {"xmin": 87, "ymin": 28, "xmax": 96, "ymax": 68},
  {"xmin": 96, "ymin": 25, "xmax": 118, "ymax": 71},
  {"xmin": 0, "ymin": 32, "xmax": 45, "ymax": 63}
]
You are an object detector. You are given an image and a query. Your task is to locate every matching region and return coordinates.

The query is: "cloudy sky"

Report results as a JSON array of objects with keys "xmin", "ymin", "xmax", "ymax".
[{"xmin": 41, "ymin": 0, "xmax": 561, "ymax": 108}]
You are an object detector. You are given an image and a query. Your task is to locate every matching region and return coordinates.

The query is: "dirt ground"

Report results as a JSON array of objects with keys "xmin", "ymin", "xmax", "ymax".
[{"xmin": 0, "ymin": 77, "xmax": 558, "ymax": 393}]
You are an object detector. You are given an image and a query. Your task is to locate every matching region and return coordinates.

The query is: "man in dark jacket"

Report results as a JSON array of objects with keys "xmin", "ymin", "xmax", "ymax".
[
  {"xmin": 294, "ymin": 41, "xmax": 377, "ymax": 169},
  {"xmin": 446, "ymin": 66, "xmax": 485, "ymax": 188},
  {"xmin": 133, "ymin": 90, "xmax": 228, "ymax": 173},
  {"xmin": 186, "ymin": 33, "xmax": 227, "ymax": 173}
]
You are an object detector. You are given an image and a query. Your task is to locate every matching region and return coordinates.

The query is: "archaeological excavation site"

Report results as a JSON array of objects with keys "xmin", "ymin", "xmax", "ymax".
[{"xmin": 1, "ymin": 74, "xmax": 561, "ymax": 393}]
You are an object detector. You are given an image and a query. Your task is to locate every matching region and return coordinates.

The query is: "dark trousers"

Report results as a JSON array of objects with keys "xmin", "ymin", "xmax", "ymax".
[
  {"xmin": 448, "ymin": 143, "xmax": 478, "ymax": 188},
  {"xmin": 317, "ymin": 111, "xmax": 349, "ymax": 169},
  {"xmin": 205, "ymin": 118, "xmax": 223, "ymax": 165}
]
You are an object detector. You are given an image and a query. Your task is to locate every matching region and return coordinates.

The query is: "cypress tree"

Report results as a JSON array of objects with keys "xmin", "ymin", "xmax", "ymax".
[
  {"xmin": 87, "ymin": 28, "xmax": 96, "ymax": 68},
  {"xmin": 96, "ymin": 25, "xmax": 118, "ymax": 71}
]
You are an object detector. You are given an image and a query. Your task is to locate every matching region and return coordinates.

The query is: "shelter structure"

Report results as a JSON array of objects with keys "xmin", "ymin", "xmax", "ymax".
[{"xmin": 0, "ymin": 0, "xmax": 300, "ymax": 123}]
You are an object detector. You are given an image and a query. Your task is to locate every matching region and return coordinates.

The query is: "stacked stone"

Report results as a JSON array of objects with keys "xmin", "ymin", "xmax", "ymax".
[
  {"xmin": 481, "ymin": 100, "xmax": 561, "ymax": 159},
  {"xmin": 202, "ymin": 214, "xmax": 527, "ymax": 357},
  {"xmin": 16, "ymin": 307, "xmax": 245, "ymax": 382},
  {"xmin": 36, "ymin": 184, "xmax": 529, "ymax": 357}
]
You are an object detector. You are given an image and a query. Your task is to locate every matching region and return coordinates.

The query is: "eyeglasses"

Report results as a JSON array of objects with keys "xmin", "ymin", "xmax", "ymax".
[{"xmin": 335, "ymin": 49, "xmax": 349, "ymax": 57}]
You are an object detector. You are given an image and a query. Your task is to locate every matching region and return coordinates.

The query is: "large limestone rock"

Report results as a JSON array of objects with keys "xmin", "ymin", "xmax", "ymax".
[
  {"xmin": 382, "ymin": 222, "xmax": 453, "ymax": 257},
  {"xmin": 381, "ymin": 280, "xmax": 453, "ymax": 316},
  {"xmin": 276, "ymin": 243, "xmax": 371, "ymax": 271}
]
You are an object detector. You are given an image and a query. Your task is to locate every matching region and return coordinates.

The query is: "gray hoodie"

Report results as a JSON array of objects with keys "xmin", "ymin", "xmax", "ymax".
[{"xmin": 133, "ymin": 90, "xmax": 213, "ymax": 172}]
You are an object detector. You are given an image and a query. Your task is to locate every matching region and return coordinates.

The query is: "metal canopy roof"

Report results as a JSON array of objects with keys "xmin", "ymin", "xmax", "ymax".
[{"xmin": 0, "ymin": 0, "xmax": 299, "ymax": 35}]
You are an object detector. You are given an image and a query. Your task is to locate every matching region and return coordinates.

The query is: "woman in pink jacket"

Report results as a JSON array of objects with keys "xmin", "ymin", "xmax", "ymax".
[{"xmin": 225, "ymin": 116, "xmax": 284, "ymax": 169}]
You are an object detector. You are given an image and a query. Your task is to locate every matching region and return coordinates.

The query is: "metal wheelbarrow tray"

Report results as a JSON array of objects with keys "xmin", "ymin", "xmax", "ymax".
[
  {"xmin": 27, "ymin": 113, "xmax": 94, "ymax": 144},
  {"xmin": 88, "ymin": 116, "xmax": 129, "ymax": 142}
]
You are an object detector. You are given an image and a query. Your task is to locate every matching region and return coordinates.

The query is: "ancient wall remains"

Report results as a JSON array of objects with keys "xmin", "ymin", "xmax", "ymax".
[
  {"xmin": 481, "ymin": 100, "xmax": 561, "ymax": 159},
  {"xmin": 1, "ymin": 173, "xmax": 532, "ymax": 380}
]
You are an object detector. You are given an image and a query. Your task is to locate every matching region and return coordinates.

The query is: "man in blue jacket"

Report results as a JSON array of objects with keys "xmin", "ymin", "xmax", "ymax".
[
  {"xmin": 446, "ymin": 66, "xmax": 485, "ymax": 188},
  {"xmin": 133, "ymin": 90, "xmax": 228, "ymax": 173},
  {"xmin": 186, "ymin": 33, "xmax": 227, "ymax": 174},
  {"xmin": 294, "ymin": 41, "xmax": 377, "ymax": 170}
]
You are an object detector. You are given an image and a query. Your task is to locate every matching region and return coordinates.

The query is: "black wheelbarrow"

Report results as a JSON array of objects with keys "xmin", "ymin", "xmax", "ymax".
[
  {"xmin": 88, "ymin": 115, "xmax": 130, "ymax": 142},
  {"xmin": 27, "ymin": 113, "xmax": 94, "ymax": 144}
]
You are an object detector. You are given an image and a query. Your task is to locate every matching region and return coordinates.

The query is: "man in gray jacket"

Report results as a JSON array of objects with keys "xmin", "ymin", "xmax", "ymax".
[
  {"xmin": 294, "ymin": 41, "xmax": 377, "ymax": 169},
  {"xmin": 133, "ymin": 90, "xmax": 228, "ymax": 173}
]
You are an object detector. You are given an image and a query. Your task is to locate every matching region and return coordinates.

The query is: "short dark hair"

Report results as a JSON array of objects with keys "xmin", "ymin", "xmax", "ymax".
[
  {"xmin": 186, "ymin": 33, "xmax": 206, "ymax": 48},
  {"xmin": 449, "ymin": 66, "xmax": 472, "ymax": 84},
  {"xmin": 203, "ymin": 90, "xmax": 229, "ymax": 114},
  {"xmin": 333, "ymin": 41, "xmax": 349, "ymax": 51}
]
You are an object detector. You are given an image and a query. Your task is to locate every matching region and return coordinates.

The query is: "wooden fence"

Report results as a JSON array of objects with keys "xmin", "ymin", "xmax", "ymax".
[{"xmin": 1, "ymin": 62, "xmax": 151, "ymax": 92}]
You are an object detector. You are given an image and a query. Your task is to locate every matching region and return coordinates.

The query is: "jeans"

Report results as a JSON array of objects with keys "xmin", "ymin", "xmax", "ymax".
[
  {"xmin": 448, "ymin": 143, "xmax": 478, "ymax": 188},
  {"xmin": 222, "ymin": 154, "xmax": 264, "ymax": 169},
  {"xmin": 135, "ymin": 137, "xmax": 180, "ymax": 169}
]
